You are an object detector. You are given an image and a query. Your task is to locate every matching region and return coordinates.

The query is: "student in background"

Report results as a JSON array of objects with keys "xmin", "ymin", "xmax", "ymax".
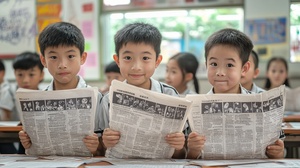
[
  {"xmin": 95, "ymin": 22, "xmax": 186, "ymax": 158},
  {"xmin": 240, "ymin": 50, "xmax": 265, "ymax": 93},
  {"xmin": 99, "ymin": 61, "xmax": 124, "ymax": 94},
  {"xmin": 186, "ymin": 28, "xmax": 284, "ymax": 159},
  {"xmin": 0, "ymin": 60, "xmax": 17, "ymax": 154},
  {"xmin": 18, "ymin": 22, "xmax": 100, "ymax": 156},
  {"xmin": 264, "ymin": 57, "xmax": 291, "ymax": 90},
  {"xmin": 165, "ymin": 52, "xmax": 199, "ymax": 96}
]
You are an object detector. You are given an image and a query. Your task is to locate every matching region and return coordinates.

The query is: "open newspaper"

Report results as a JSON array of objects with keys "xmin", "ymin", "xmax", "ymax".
[
  {"xmin": 105, "ymin": 80, "xmax": 192, "ymax": 159},
  {"xmin": 185, "ymin": 85, "xmax": 286, "ymax": 159},
  {"xmin": 15, "ymin": 87, "xmax": 99, "ymax": 156}
]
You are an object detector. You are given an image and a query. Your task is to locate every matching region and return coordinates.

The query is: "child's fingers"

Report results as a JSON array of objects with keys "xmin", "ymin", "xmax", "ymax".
[{"xmin": 188, "ymin": 132, "xmax": 199, "ymax": 138}]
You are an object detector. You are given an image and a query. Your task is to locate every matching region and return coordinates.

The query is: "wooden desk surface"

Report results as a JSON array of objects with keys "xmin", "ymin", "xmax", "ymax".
[
  {"xmin": 284, "ymin": 115, "xmax": 300, "ymax": 122},
  {"xmin": 283, "ymin": 122, "xmax": 300, "ymax": 135},
  {"xmin": 0, "ymin": 126, "xmax": 22, "ymax": 132}
]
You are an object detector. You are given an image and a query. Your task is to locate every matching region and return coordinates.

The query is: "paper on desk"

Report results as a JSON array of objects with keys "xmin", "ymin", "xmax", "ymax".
[
  {"xmin": 186, "ymin": 85, "xmax": 286, "ymax": 159},
  {"xmin": 85, "ymin": 166, "xmax": 197, "ymax": 168},
  {"xmin": 105, "ymin": 80, "xmax": 192, "ymax": 159},
  {"xmin": 228, "ymin": 159, "xmax": 300, "ymax": 168},
  {"xmin": 0, "ymin": 121, "xmax": 20, "ymax": 126},
  {"xmin": 15, "ymin": 87, "xmax": 99, "ymax": 156},
  {"xmin": 189, "ymin": 159, "xmax": 273, "ymax": 166}
]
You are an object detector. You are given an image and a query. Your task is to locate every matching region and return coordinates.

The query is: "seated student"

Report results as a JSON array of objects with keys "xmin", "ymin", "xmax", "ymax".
[
  {"xmin": 99, "ymin": 61, "xmax": 124, "ymax": 94},
  {"xmin": 240, "ymin": 50, "xmax": 265, "ymax": 93},
  {"xmin": 165, "ymin": 52, "xmax": 200, "ymax": 96},
  {"xmin": 264, "ymin": 57, "xmax": 291, "ymax": 90},
  {"xmin": 0, "ymin": 60, "xmax": 17, "ymax": 154},
  {"xmin": 18, "ymin": 22, "xmax": 101, "ymax": 156},
  {"xmin": 186, "ymin": 28, "xmax": 284, "ymax": 159},
  {"xmin": 95, "ymin": 22, "xmax": 186, "ymax": 158}
]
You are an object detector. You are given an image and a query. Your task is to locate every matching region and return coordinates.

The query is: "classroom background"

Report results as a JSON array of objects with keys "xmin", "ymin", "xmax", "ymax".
[{"xmin": 1, "ymin": 0, "xmax": 300, "ymax": 93}]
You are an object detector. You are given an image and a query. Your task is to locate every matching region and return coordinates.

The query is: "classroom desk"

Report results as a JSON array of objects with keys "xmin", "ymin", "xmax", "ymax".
[
  {"xmin": 284, "ymin": 115, "xmax": 300, "ymax": 122},
  {"xmin": 0, "ymin": 122, "xmax": 22, "ymax": 143},
  {"xmin": 283, "ymin": 122, "xmax": 300, "ymax": 158}
]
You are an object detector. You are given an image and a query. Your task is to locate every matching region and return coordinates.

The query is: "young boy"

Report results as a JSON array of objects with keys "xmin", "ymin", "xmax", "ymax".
[
  {"xmin": 186, "ymin": 28, "xmax": 284, "ymax": 159},
  {"xmin": 18, "ymin": 22, "xmax": 100, "ymax": 155},
  {"xmin": 99, "ymin": 61, "xmax": 124, "ymax": 94},
  {"xmin": 240, "ymin": 50, "xmax": 265, "ymax": 93},
  {"xmin": 95, "ymin": 22, "xmax": 186, "ymax": 158}
]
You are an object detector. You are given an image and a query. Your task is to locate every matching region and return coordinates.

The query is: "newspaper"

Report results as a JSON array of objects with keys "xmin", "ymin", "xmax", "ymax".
[
  {"xmin": 105, "ymin": 80, "xmax": 192, "ymax": 159},
  {"xmin": 185, "ymin": 85, "xmax": 286, "ymax": 159},
  {"xmin": 285, "ymin": 86, "xmax": 300, "ymax": 111},
  {"xmin": 15, "ymin": 87, "xmax": 99, "ymax": 156}
]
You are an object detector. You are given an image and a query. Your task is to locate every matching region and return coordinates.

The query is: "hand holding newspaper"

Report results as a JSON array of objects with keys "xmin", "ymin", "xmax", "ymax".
[
  {"xmin": 15, "ymin": 87, "xmax": 99, "ymax": 156},
  {"xmin": 105, "ymin": 80, "xmax": 192, "ymax": 159},
  {"xmin": 186, "ymin": 85, "xmax": 286, "ymax": 159}
]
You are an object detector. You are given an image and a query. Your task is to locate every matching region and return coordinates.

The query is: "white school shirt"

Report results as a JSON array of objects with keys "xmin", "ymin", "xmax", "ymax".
[
  {"xmin": 0, "ymin": 80, "xmax": 19, "ymax": 121},
  {"xmin": 94, "ymin": 77, "xmax": 179, "ymax": 136},
  {"xmin": 207, "ymin": 84, "xmax": 251, "ymax": 94},
  {"xmin": 250, "ymin": 83, "xmax": 265, "ymax": 93}
]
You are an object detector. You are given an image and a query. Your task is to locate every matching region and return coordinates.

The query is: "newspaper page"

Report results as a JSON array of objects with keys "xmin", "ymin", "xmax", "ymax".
[
  {"xmin": 105, "ymin": 80, "xmax": 192, "ymax": 159},
  {"xmin": 186, "ymin": 85, "xmax": 285, "ymax": 159},
  {"xmin": 15, "ymin": 87, "xmax": 99, "ymax": 156}
]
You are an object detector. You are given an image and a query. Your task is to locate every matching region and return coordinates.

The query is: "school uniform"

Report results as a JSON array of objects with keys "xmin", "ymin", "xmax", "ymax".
[
  {"xmin": 94, "ymin": 77, "xmax": 180, "ymax": 136},
  {"xmin": 207, "ymin": 84, "xmax": 251, "ymax": 95},
  {"xmin": 0, "ymin": 80, "xmax": 18, "ymax": 154},
  {"xmin": 180, "ymin": 89, "xmax": 197, "ymax": 97},
  {"xmin": 250, "ymin": 83, "xmax": 265, "ymax": 93},
  {"xmin": 0, "ymin": 81, "xmax": 18, "ymax": 121}
]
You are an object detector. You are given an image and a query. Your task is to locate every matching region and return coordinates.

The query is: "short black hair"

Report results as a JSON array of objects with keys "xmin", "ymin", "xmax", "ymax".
[
  {"xmin": 114, "ymin": 22, "xmax": 162, "ymax": 58},
  {"xmin": 250, "ymin": 50, "xmax": 259, "ymax": 69},
  {"xmin": 0, "ymin": 59, "xmax": 5, "ymax": 71},
  {"xmin": 13, "ymin": 51, "xmax": 44, "ymax": 72},
  {"xmin": 105, "ymin": 61, "xmax": 120, "ymax": 73},
  {"xmin": 38, "ymin": 22, "xmax": 85, "ymax": 56},
  {"xmin": 205, "ymin": 28, "xmax": 253, "ymax": 66}
]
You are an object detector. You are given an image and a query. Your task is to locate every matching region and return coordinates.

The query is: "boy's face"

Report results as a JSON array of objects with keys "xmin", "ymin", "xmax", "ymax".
[
  {"xmin": 14, "ymin": 66, "xmax": 44, "ymax": 90},
  {"xmin": 105, "ymin": 72, "xmax": 124, "ymax": 86},
  {"xmin": 240, "ymin": 54, "xmax": 259, "ymax": 88},
  {"xmin": 40, "ymin": 45, "xmax": 87, "ymax": 89},
  {"xmin": 206, "ymin": 45, "xmax": 249, "ymax": 94},
  {"xmin": 113, "ymin": 42, "xmax": 162, "ymax": 90}
]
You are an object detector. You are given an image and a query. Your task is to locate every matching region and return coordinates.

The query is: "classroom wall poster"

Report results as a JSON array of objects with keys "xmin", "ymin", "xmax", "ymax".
[
  {"xmin": 62, "ymin": 0, "xmax": 100, "ymax": 80},
  {"xmin": 0, "ymin": 0, "xmax": 36, "ymax": 57}
]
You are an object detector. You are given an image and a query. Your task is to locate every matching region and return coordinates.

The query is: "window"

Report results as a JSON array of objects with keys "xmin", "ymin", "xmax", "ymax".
[{"xmin": 101, "ymin": 7, "xmax": 243, "ymax": 78}]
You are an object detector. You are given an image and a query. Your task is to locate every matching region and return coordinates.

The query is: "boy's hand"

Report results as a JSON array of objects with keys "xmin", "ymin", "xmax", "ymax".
[
  {"xmin": 83, "ymin": 133, "xmax": 99, "ymax": 155},
  {"xmin": 19, "ymin": 131, "xmax": 32, "ymax": 149},
  {"xmin": 187, "ymin": 132, "xmax": 206, "ymax": 159},
  {"xmin": 102, "ymin": 128, "xmax": 120, "ymax": 148},
  {"xmin": 165, "ymin": 132, "xmax": 185, "ymax": 150},
  {"xmin": 266, "ymin": 139, "xmax": 284, "ymax": 159}
]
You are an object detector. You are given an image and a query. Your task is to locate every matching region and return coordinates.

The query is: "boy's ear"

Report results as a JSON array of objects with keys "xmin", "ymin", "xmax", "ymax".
[
  {"xmin": 40, "ymin": 55, "xmax": 47, "ymax": 68},
  {"xmin": 253, "ymin": 68, "xmax": 260, "ymax": 79},
  {"xmin": 241, "ymin": 61, "xmax": 250, "ymax": 76},
  {"xmin": 113, "ymin": 54, "xmax": 120, "ymax": 66},
  {"xmin": 155, "ymin": 55, "xmax": 163, "ymax": 68},
  {"xmin": 80, "ymin": 52, "xmax": 87, "ymax": 65}
]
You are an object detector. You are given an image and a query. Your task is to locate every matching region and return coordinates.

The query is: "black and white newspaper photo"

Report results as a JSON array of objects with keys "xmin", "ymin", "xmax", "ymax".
[
  {"xmin": 106, "ymin": 80, "xmax": 192, "ymax": 159},
  {"xmin": 185, "ymin": 85, "xmax": 286, "ymax": 159},
  {"xmin": 15, "ymin": 87, "xmax": 99, "ymax": 156}
]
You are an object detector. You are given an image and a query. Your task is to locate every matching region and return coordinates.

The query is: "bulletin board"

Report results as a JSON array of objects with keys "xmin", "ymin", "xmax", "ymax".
[
  {"xmin": 0, "ymin": 0, "xmax": 36, "ymax": 58},
  {"xmin": 62, "ymin": 0, "xmax": 101, "ymax": 81}
]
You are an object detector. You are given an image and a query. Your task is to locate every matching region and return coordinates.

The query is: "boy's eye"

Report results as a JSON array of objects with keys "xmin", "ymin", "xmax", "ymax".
[
  {"xmin": 50, "ymin": 56, "xmax": 57, "ymax": 59},
  {"xmin": 124, "ymin": 56, "xmax": 131, "ymax": 60},
  {"xmin": 142, "ymin": 57, "xmax": 150, "ymax": 60},
  {"xmin": 227, "ymin": 63, "xmax": 234, "ymax": 67},
  {"xmin": 30, "ymin": 73, "xmax": 35, "ymax": 77},
  {"xmin": 68, "ymin": 55, "xmax": 75, "ymax": 58},
  {"xmin": 210, "ymin": 62, "xmax": 217, "ymax": 66},
  {"xmin": 17, "ymin": 73, "xmax": 23, "ymax": 77}
]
